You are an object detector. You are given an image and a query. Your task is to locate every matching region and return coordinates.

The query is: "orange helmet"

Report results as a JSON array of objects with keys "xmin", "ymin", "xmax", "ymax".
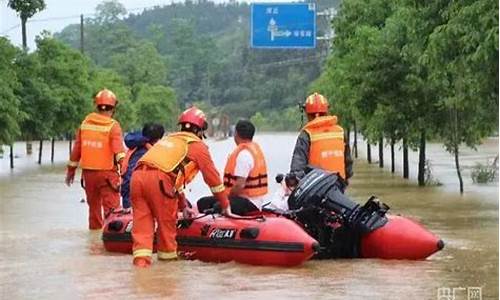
[
  {"xmin": 305, "ymin": 92, "xmax": 329, "ymax": 114},
  {"xmin": 178, "ymin": 106, "xmax": 208, "ymax": 130},
  {"xmin": 94, "ymin": 89, "xmax": 117, "ymax": 107}
]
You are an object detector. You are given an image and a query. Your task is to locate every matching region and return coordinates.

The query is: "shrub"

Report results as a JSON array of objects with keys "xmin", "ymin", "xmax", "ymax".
[{"xmin": 471, "ymin": 160, "xmax": 498, "ymax": 184}]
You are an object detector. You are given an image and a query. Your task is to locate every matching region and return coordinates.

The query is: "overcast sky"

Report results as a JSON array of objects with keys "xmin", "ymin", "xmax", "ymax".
[{"xmin": 1, "ymin": 0, "xmax": 290, "ymax": 50}]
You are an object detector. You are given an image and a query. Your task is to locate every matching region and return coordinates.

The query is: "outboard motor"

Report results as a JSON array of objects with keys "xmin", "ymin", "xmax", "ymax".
[{"xmin": 288, "ymin": 169, "xmax": 390, "ymax": 258}]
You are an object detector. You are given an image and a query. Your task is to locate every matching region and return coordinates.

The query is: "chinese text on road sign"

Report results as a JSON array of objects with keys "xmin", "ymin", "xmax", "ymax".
[{"xmin": 251, "ymin": 3, "xmax": 316, "ymax": 48}]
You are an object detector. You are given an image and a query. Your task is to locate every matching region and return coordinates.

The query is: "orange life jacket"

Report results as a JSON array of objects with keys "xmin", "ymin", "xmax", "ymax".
[
  {"xmin": 122, "ymin": 143, "xmax": 152, "ymax": 176},
  {"xmin": 223, "ymin": 142, "xmax": 268, "ymax": 197},
  {"xmin": 79, "ymin": 112, "xmax": 117, "ymax": 170},
  {"xmin": 303, "ymin": 115, "xmax": 346, "ymax": 179},
  {"xmin": 138, "ymin": 132, "xmax": 201, "ymax": 192}
]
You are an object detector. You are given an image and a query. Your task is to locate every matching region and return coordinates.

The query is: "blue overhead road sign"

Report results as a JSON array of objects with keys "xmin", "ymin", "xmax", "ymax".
[{"xmin": 251, "ymin": 3, "xmax": 316, "ymax": 49}]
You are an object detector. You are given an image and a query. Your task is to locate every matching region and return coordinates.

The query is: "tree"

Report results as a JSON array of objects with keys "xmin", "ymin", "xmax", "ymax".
[
  {"xmin": 55, "ymin": 1, "xmax": 137, "ymax": 66},
  {"xmin": 135, "ymin": 85, "xmax": 178, "ymax": 130},
  {"xmin": 54, "ymin": 0, "xmax": 328, "ymax": 123},
  {"xmin": 35, "ymin": 34, "xmax": 93, "ymax": 140},
  {"xmin": 0, "ymin": 38, "xmax": 23, "ymax": 146},
  {"xmin": 89, "ymin": 67, "xmax": 136, "ymax": 131},
  {"xmin": 7, "ymin": 0, "xmax": 46, "ymax": 49},
  {"xmin": 15, "ymin": 51, "xmax": 54, "ymax": 144},
  {"xmin": 110, "ymin": 42, "xmax": 168, "ymax": 101},
  {"xmin": 0, "ymin": 37, "xmax": 25, "ymax": 168},
  {"xmin": 426, "ymin": 0, "xmax": 499, "ymax": 193},
  {"xmin": 94, "ymin": 0, "xmax": 127, "ymax": 25}
]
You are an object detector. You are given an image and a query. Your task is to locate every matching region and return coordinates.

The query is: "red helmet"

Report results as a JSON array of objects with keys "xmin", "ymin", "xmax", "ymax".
[
  {"xmin": 178, "ymin": 106, "xmax": 207, "ymax": 130},
  {"xmin": 305, "ymin": 92, "xmax": 329, "ymax": 114},
  {"xmin": 94, "ymin": 89, "xmax": 117, "ymax": 107}
]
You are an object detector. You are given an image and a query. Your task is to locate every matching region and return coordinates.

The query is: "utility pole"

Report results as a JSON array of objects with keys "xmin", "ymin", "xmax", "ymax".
[
  {"xmin": 316, "ymin": 7, "xmax": 337, "ymax": 55},
  {"xmin": 80, "ymin": 14, "xmax": 84, "ymax": 54}
]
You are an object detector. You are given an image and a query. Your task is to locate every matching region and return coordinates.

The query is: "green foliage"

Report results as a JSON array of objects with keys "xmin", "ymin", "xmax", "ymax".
[
  {"xmin": 315, "ymin": 0, "xmax": 498, "ymax": 190},
  {"xmin": 110, "ymin": 42, "xmax": 168, "ymax": 100},
  {"xmin": 55, "ymin": 0, "xmax": 334, "ymax": 124},
  {"xmin": 135, "ymin": 85, "xmax": 178, "ymax": 130},
  {"xmin": 250, "ymin": 107, "xmax": 302, "ymax": 132},
  {"xmin": 35, "ymin": 34, "xmax": 93, "ymax": 136},
  {"xmin": 8, "ymin": 0, "xmax": 46, "ymax": 49},
  {"xmin": 14, "ymin": 51, "xmax": 54, "ymax": 140},
  {"xmin": 471, "ymin": 157, "xmax": 498, "ymax": 184},
  {"xmin": 426, "ymin": 0, "xmax": 499, "ymax": 151},
  {"xmin": 0, "ymin": 37, "xmax": 24, "ymax": 145},
  {"xmin": 94, "ymin": 0, "xmax": 127, "ymax": 25},
  {"xmin": 89, "ymin": 67, "xmax": 136, "ymax": 130},
  {"xmin": 7, "ymin": 0, "xmax": 46, "ymax": 19}
]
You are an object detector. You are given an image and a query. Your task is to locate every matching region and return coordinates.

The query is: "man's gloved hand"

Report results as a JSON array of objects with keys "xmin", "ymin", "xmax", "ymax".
[
  {"xmin": 65, "ymin": 168, "xmax": 76, "ymax": 187},
  {"xmin": 285, "ymin": 173, "xmax": 299, "ymax": 189}
]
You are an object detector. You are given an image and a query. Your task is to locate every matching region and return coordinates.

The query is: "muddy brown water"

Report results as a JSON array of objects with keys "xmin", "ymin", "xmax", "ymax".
[{"xmin": 0, "ymin": 135, "xmax": 498, "ymax": 299}]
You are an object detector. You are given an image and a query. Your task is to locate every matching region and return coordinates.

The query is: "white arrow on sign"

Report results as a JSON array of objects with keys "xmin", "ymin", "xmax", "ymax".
[{"xmin": 267, "ymin": 18, "xmax": 292, "ymax": 41}]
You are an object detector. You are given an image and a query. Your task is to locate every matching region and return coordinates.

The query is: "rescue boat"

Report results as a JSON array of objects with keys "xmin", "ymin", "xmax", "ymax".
[
  {"xmin": 282, "ymin": 168, "xmax": 444, "ymax": 260},
  {"xmin": 360, "ymin": 215, "xmax": 445, "ymax": 260},
  {"xmin": 103, "ymin": 171, "xmax": 444, "ymax": 263},
  {"xmin": 102, "ymin": 210, "xmax": 319, "ymax": 267}
]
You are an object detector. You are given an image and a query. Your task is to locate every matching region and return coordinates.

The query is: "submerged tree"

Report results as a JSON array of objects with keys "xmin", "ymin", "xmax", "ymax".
[{"xmin": 427, "ymin": 0, "xmax": 499, "ymax": 193}]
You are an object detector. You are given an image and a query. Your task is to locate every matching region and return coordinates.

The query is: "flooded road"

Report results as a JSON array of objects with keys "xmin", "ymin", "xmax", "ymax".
[{"xmin": 0, "ymin": 135, "xmax": 498, "ymax": 299}]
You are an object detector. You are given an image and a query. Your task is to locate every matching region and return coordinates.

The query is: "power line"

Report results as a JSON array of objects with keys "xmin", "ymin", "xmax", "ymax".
[
  {"xmin": 0, "ymin": 24, "xmax": 20, "ymax": 35},
  {"xmin": 0, "ymin": 3, "xmax": 164, "ymax": 35}
]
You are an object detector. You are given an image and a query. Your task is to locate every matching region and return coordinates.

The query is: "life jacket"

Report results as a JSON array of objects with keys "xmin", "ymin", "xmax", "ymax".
[
  {"xmin": 303, "ymin": 115, "xmax": 346, "ymax": 179},
  {"xmin": 138, "ymin": 132, "xmax": 201, "ymax": 192},
  {"xmin": 79, "ymin": 112, "xmax": 117, "ymax": 170},
  {"xmin": 223, "ymin": 142, "xmax": 268, "ymax": 197},
  {"xmin": 122, "ymin": 143, "xmax": 153, "ymax": 176}
]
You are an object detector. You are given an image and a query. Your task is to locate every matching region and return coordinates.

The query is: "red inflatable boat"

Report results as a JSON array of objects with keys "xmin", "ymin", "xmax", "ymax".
[
  {"xmin": 103, "ymin": 169, "xmax": 444, "ymax": 264},
  {"xmin": 282, "ymin": 168, "xmax": 444, "ymax": 260},
  {"xmin": 102, "ymin": 210, "xmax": 319, "ymax": 267},
  {"xmin": 360, "ymin": 215, "xmax": 444, "ymax": 260},
  {"xmin": 102, "ymin": 208, "xmax": 443, "ymax": 263}
]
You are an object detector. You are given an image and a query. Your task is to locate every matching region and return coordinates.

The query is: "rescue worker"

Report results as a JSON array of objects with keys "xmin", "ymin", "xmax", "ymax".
[
  {"xmin": 198, "ymin": 120, "xmax": 268, "ymax": 215},
  {"xmin": 290, "ymin": 92, "xmax": 353, "ymax": 183},
  {"xmin": 65, "ymin": 89, "xmax": 125, "ymax": 230},
  {"xmin": 131, "ymin": 106, "xmax": 234, "ymax": 267},
  {"xmin": 120, "ymin": 123, "xmax": 165, "ymax": 210}
]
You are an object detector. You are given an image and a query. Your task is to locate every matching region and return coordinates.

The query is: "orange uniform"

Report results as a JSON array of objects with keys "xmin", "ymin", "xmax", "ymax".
[
  {"xmin": 67, "ymin": 112, "xmax": 125, "ymax": 229},
  {"xmin": 303, "ymin": 116, "xmax": 346, "ymax": 179},
  {"xmin": 131, "ymin": 132, "xmax": 228, "ymax": 262},
  {"xmin": 223, "ymin": 142, "xmax": 268, "ymax": 198}
]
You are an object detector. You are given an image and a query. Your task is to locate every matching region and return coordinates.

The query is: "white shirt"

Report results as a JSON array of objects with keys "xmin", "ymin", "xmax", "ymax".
[
  {"xmin": 233, "ymin": 149, "xmax": 267, "ymax": 209},
  {"xmin": 266, "ymin": 182, "xmax": 291, "ymax": 211}
]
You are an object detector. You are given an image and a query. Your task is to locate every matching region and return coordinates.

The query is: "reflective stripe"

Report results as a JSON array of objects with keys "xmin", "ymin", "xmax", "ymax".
[
  {"xmin": 133, "ymin": 249, "xmax": 153, "ymax": 258},
  {"xmin": 309, "ymin": 132, "xmax": 344, "ymax": 142},
  {"xmin": 115, "ymin": 152, "xmax": 126, "ymax": 161},
  {"xmin": 224, "ymin": 173, "xmax": 268, "ymax": 189},
  {"xmin": 68, "ymin": 160, "xmax": 79, "ymax": 167},
  {"xmin": 210, "ymin": 184, "xmax": 225, "ymax": 193},
  {"xmin": 158, "ymin": 251, "xmax": 178, "ymax": 260},
  {"xmin": 80, "ymin": 123, "xmax": 114, "ymax": 132},
  {"xmin": 223, "ymin": 142, "xmax": 268, "ymax": 197}
]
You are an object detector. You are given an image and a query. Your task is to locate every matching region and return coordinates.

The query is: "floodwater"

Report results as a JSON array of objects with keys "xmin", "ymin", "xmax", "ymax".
[{"xmin": 0, "ymin": 134, "xmax": 498, "ymax": 300}]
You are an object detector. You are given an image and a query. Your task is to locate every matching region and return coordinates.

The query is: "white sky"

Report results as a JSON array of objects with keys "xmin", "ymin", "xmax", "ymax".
[{"xmin": 1, "ymin": 0, "xmax": 291, "ymax": 50}]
